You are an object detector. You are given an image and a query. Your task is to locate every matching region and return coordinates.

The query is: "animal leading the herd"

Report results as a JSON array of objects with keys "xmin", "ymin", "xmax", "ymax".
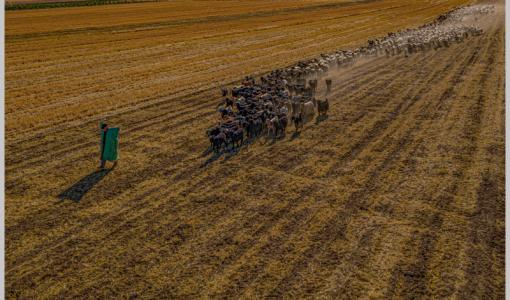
[{"xmin": 206, "ymin": 4, "xmax": 495, "ymax": 154}]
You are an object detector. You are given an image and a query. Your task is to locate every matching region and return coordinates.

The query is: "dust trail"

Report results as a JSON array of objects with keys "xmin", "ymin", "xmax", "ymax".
[{"xmin": 292, "ymin": 4, "xmax": 497, "ymax": 100}]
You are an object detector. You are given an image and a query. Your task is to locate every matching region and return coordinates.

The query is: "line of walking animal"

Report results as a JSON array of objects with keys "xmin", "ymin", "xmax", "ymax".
[
  {"xmin": 277, "ymin": 5, "xmax": 490, "ymax": 79},
  {"xmin": 205, "ymin": 4, "xmax": 494, "ymax": 154}
]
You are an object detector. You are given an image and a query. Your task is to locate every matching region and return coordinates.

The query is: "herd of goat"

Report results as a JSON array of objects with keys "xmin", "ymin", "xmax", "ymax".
[{"xmin": 206, "ymin": 4, "xmax": 494, "ymax": 153}]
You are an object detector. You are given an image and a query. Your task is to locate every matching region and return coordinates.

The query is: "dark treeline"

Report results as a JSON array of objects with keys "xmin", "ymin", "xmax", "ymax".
[{"xmin": 5, "ymin": 0, "xmax": 157, "ymax": 10}]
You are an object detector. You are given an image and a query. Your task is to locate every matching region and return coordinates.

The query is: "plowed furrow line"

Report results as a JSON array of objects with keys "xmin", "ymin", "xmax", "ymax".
[
  {"xmin": 7, "ymin": 150, "xmax": 192, "ymax": 263},
  {"xmin": 319, "ymin": 136, "xmax": 424, "ymax": 298},
  {"xmin": 144, "ymin": 182, "xmax": 320, "ymax": 297},
  {"xmin": 267, "ymin": 33, "xmax": 485, "ymax": 296},
  {"xmin": 325, "ymin": 43, "xmax": 468, "ymax": 177},
  {"xmin": 6, "ymin": 183, "xmax": 165, "ymax": 273},
  {"xmin": 460, "ymin": 173, "xmax": 504, "ymax": 298},
  {"xmin": 369, "ymin": 38, "xmax": 496, "ymax": 298},
  {"xmin": 8, "ymin": 163, "xmax": 246, "ymax": 277},
  {"xmin": 270, "ymin": 120, "xmax": 420, "ymax": 297},
  {"xmin": 449, "ymin": 29, "xmax": 504, "ymax": 299},
  {"xmin": 211, "ymin": 207, "xmax": 316, "ymax": 298},
  {"xmin": 384, "ymin": 26, "xmax": 499, "ymax": 299},
  {"xmin": 191, "ymin": 167, "xmax": 342, "ymax": 295}
]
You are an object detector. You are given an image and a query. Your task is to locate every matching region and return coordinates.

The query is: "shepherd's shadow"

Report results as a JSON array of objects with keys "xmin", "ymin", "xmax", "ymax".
[{"xmin": 58, "ymin": 169, "xmax": 111, "ymax": 202}]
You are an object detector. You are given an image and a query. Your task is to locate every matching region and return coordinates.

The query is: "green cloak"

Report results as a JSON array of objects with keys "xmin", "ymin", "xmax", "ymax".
[{"xmin": 101, "ymin": 127, "xmax": 119, "ymax": 161}]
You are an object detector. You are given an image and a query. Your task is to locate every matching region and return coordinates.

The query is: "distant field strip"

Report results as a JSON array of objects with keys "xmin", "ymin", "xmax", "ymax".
[{"xmin": 6, "ymin": 0, "xmax": 382, "ymax": 36}]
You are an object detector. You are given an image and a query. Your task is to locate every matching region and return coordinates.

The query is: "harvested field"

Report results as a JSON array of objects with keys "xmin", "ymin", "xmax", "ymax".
[
  {"xmin": 6, "ymin": 0, "xmax": 471, "ymax": 133},
  {"xmin": 5, "ymin": 0, "xmax": 504, "ymax": 298}
]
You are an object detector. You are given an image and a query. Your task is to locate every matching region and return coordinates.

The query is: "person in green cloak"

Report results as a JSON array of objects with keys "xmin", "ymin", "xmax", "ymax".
[{"xmin": 99, "ymin": 121, "xmax": 119, "ymax": 170}]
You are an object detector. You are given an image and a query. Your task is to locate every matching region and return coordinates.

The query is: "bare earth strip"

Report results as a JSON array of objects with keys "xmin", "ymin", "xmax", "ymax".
[{"xmin": 5, "ymin": 0, "xmax": 504, "ymax": 298}]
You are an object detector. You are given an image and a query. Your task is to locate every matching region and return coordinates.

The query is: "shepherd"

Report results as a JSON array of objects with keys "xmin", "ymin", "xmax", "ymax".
[{"xmin": 99, "ymin": 121, "xmax": 119, "ymax": 170}]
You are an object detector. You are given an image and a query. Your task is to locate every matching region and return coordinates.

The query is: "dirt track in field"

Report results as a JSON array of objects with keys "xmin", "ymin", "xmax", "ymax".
[{"xmin": 5, "ymin": 0, "xmax": 504, "ymax": 298}]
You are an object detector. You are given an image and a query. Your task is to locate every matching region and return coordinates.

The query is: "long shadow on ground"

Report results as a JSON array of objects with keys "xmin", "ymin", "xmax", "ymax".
[
  {"xmin": 58, "ymin": 169, "xmax": 111, "ymax": 202},
  {"xmin": 201, "ymin": 139, "xmax": 254, "ymax": 167},
  {"xmin": 201, "ymin": 151, "xmax": 223, "ymax": 167},
  {"xmin": 315, "ymin": 115, "xmax": 329, "ymax": 124},
  {"xmin": 201, "ymin": 131, "xmax": 295, "ymax": 167},
  {"xmin": 290, "ymin": 131, "xmax": 301, "ymax": 140}
]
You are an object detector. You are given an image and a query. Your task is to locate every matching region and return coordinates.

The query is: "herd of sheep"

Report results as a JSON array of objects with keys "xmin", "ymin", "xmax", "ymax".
[
  {"xmin": 205, "ymin": 4, "xmax": 494, "ymax": 154},
  {"xmin": 283, "ymin": 4, "xmax": 492, "ymax": 78}
]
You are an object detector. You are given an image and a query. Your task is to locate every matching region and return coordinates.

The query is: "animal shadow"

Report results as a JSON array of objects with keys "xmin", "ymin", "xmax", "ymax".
[
  {"xmin": 223, "ymin": 147, "xmax": 241, "ymax": 160},
  {"xmin": 290, "ymin": 131, "xmax": 301, "ymax": 140},
  {"xmin": 315, "ymin": 115, "xmax": 329, "ymax": 124},
  {"xmin": 58, "ymin": 169, "xmax": 112, "ymax": 202},
  {"xmin": 200, "ymin": 151, "xmax": 223, "ymax": 167},
  {"xmin": 266, "ymin": 138, "xmax": 277, "ymax": 146},
  {"xmin": 202, "ymin": 141, "xmax": 248, "ymax": 166},
  {"xmin": 202, "ymin": 147, "xmax": 214, "ymax": 157}
]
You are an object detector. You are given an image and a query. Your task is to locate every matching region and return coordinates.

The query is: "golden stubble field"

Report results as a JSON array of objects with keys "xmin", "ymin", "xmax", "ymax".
[{"xmin": 5, "ymin": 0, "xmax": 504, "ymax": 298}]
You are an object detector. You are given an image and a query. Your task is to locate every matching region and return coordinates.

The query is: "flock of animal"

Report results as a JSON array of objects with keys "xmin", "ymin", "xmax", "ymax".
[
  {"xmin": 205, "ymin": 4, "xmax": 494, "ymax": 154},
  {"xmin": 282, "ymin": 5, "xmax": 491, "ymax": 79},
  {"xmin": 207, "ymin": 72, "xmax": 329, "ymax": 153}
]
